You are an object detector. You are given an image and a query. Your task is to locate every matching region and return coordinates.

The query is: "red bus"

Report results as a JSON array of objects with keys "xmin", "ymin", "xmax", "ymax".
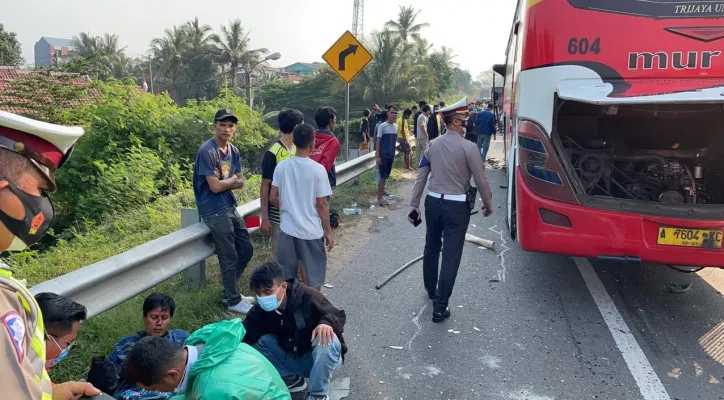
[{"xmin": 497, "ymin": 0, "xmax": 724, "ymax": 268}]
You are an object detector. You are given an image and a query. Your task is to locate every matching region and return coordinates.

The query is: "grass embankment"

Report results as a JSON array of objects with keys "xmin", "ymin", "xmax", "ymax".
[{"xmin": 26, "ymin": 163, "xmax": 407, "ymax": 383}]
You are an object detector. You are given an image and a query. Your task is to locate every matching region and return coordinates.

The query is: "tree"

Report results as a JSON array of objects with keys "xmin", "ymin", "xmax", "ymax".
[
  {"xmin": 68, "ymin": 32, "xmax": 132, "ymax": 80},
  {"xmin": 453, "ymin": 67, "xmax": 472, "ymax": 92},
  {"xmin": 428, "ymin": 52, "xmax": 454, "ymax": 96},
  {"xmin": 358, "ymin": 29, "xmax": 411, "ymax": 102},
  {"xmin": 385, "ymin": 6, "xmax": 430, "ymax": 42},
  {"xmin": 0, "ymin": 24, "xmax": 23, "ymax": 66},
  {"xmin": 72, "ymin": 32, "xmax": 101, "ymax": 59},
  {"xmin": 178, "ymin": 18, "xmax": 218, "ymax": 100},
  {"xmin": 211, "ymin": 19, "xmax": 268, "ymax": 89},
  {"xmin": 437, "ymin": 46, "xmax": 458, "ymax": 68},
  {"xmin": 150, "ymin": 26, "xmax": 188, "ymax": 102}
]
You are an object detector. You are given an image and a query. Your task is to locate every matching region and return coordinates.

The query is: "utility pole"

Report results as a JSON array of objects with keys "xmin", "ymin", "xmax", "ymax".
[
  {"xmin": 246, "ymin": 66, "xmax": 252, "ymax": 108},
  {"xmin": 148, "ymin": 56, "xmax": 154, "ymax": 94},
  {"xmin": 346, "ymin": 0, "xmax": 364, "ymax": 163}
]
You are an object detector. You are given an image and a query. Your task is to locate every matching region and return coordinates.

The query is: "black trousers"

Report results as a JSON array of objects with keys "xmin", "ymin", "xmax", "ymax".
[
  {"xmin": 423, "ymin": 195, "xmax": 471, "ymax": 310},
  {"xmin": 203, "ymin": 206, "xmax": 254, "ymax": 306}
]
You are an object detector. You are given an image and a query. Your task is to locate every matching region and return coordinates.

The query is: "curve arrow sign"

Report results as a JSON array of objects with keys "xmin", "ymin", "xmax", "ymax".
[{"xmin": 338, "ymin": 44, "xmax": 358, "ymax": 71}]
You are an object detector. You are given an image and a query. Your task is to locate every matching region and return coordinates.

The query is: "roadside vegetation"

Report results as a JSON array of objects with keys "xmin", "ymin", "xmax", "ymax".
[
  {"xmin": 0, "ymin": 2, "xmax": 467, "ymax": 384},
  {"xmin": 49, "ymin": 161, "xmax": 408, "ymax": 382}
]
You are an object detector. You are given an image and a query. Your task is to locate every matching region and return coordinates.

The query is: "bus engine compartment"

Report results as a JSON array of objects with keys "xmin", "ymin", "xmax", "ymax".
[{"xmin": 554, "ymin": 101, "xmax": 724, "ymax": 206}]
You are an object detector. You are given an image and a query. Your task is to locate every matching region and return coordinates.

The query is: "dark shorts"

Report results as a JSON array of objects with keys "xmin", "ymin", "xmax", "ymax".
[
  {"xmin": 398, "ymin": 139, "xmax": 411, "ymax": 154},
  {"xmin": 379, "ymin": 157, "xmax": 394, "ymax": 179}
]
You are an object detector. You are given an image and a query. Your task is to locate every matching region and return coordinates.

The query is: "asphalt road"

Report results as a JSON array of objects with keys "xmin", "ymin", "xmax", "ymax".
[{"xmin": 322, "ymin": 140, "xmax": 724, "ymax": 400}]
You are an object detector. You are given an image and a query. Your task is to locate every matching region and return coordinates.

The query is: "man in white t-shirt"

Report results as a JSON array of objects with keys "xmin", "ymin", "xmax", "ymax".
[
  {"xmin": 271, "ymin": 123, "xmax": 334, "ymax": 291},
  {"xmin": 415, "ymin": 104, "xmax": 431, "ymax": 165}
]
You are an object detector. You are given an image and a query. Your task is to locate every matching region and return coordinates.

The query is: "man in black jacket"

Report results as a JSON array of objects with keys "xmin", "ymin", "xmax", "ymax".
[
  {"xmin": 244, "ymin": 262, "xmax": 346, "ymax": 400},
  {"xmin": 427, "ymin": 104, "xmax": 441, "ymax": 140}
]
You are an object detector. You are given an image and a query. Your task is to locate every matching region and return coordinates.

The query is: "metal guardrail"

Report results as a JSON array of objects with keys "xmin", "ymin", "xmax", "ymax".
[{"xmin": 30, "ymin": 150, "xmax": 383, "ymax": 318}]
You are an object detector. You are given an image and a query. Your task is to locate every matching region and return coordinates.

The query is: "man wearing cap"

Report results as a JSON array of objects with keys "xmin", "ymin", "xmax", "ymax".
[
  {"xmin": 193, "ymin": 109, "xmax": 255, "ymax": 314},
  {"xmin": 0, "ymin": 110, "xmax": 101, "ymax": 399},
  {"xmin": 408, "ymin": 98, "xmax": 494, "ymax": 323}
]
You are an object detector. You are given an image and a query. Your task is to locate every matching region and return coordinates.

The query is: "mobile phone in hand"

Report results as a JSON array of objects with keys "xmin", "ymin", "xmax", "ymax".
[
  {"xmin": 408, "ymin": 210, "xmax": 422, "ymax": 227},
  {"xmin": 80, "ymin": 394, "xmax": 116, "ymax": 400}
]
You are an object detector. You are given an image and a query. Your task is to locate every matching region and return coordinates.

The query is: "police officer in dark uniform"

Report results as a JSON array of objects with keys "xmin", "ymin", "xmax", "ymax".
[{"xmin": 409, "ymin": 97, "xmax": 494, "ymax": 323}]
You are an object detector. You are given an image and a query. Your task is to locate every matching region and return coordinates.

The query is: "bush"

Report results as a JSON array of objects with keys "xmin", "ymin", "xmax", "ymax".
[
  {"xmin": 50, "ymin": 82, "xmax": 275, "ymax": 228},
  {"xmin": 75, "ymin": 143, "xmax": 164, "ymax": 221},
  {"xmin": 333, "ymin": 117, "xmax": 365, "ymax": 145}
]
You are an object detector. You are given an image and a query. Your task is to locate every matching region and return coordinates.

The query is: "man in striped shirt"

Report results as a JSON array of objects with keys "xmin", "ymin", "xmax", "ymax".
[{"xmin": 261, "ymin": 108, "xmax": 302, "ymax": 260}]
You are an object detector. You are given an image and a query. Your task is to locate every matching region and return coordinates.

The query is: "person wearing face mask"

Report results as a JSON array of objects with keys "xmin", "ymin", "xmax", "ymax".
[
  {"xmin": 35, "ymin": 292, "xmax": 87, "ymax": 370},
  {"xmin": 108, "ymin": 293, "xmax": 189, "ymax": 400},
  {"xmin": 123, "ymin": 318, "xmax": 290, "ymax": 400},
  {"xmin": 409, "ymin": 97, "xmax": 494, "ymax": 323},
  {"xmin": 243, "ymin": 262, "xmax": 347, "ymax": 400},
  {"xmin": 0, "ymin": 111, "xmax": 101, "ymax": 400}
]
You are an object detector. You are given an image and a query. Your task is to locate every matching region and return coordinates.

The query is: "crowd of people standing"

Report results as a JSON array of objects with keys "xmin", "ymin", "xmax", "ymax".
[{"xmin": 0, "ymin": 94, "xmax": 498, "ymax": 400}]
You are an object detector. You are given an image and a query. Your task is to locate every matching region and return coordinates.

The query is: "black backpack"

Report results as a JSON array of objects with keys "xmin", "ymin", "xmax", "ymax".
[
  {"xmin": 330, "ymin": 209, "xmax": 340, "ymax": 229},
  {"xmin": 86, "ymin": 356, "xmax": 120, "ymax": 396}
]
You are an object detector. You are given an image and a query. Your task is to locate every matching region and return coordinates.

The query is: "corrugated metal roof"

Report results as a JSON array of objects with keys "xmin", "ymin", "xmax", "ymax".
[{"xmin": 40, "ymin": 37, "xmax": 76, "ymax": 48}]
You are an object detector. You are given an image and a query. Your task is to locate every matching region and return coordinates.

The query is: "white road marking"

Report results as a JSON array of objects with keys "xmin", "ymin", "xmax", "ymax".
[
  {"xmin": 489, "ymin": 225, "xmax": 510, "ymax": 282},
  {"xmin": 574, "ymin": 257, "xmax": 670, "ymax": 400},
  {"xmin": 407, "ymin": 303, "xmax": 427, "ymax": 350}
]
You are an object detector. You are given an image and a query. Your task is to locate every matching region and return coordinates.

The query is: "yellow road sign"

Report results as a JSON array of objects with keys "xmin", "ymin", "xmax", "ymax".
[{"xmin": 322, "ymin": 30, "xmax": 373, "ymax": 83}]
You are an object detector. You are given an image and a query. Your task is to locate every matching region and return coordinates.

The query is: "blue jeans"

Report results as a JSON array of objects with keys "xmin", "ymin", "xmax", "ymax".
[
  {"xmin": 477, "ymin": 134, "xmax": 492, "ymax": 162},
  {"xmin": 256, "ymin": 334, "xmax": 342, "ymax": 396}
]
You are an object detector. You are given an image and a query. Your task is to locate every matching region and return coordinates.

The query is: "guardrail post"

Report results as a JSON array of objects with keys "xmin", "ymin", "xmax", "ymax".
[
  {"xmin": 181, "ymin": 208, "xmax": 206, "ymax": 287},
  {"xmin": 349, "ymin": 149, "xmax": 368, "ymax": 184}
]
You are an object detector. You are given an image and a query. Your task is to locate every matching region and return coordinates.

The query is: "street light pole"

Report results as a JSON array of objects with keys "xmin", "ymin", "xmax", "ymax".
[
  {"xmin": 149, "ymin": 57, "xmax": 154, "ymax": 95},
  {"xmin": 246, "ymin": 52, "xmax": 281, "ymax": 109}
]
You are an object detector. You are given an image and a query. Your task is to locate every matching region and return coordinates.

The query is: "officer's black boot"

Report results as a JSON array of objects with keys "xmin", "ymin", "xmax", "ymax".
[{"xmin": 432, "ymin": 307, "xmax": 451, "ymax": 323}]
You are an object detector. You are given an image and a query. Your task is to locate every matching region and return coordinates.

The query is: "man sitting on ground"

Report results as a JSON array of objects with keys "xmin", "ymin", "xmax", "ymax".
[
  {"xmin": 243, "ymin": 262, "xmax": 347, "ymax": 400},
  {"xmin": 109, "ymin": 293, "xmax": 190, "ymax": 400},
  {"xmin": 35, "ymin": 292, "xmax": 87, "ymax": 370},
  {"xmin": 123, "ymin": 318, "xmax": 290, "ymax": 399}
]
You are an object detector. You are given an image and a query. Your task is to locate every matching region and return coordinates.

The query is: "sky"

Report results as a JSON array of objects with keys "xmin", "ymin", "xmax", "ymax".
[{"xmin": 4, "ymin": 0, "xmax": 516, "ymax": 79}]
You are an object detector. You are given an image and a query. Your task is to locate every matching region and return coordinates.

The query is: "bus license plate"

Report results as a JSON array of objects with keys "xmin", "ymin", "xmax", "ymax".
[{"xmin": 657, "ymin": 227, "xmax": 723, "ymax": 249}]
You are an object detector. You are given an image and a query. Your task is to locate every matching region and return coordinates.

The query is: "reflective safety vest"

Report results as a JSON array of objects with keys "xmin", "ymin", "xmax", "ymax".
[{"xmin": 0, "ymin": 268, "xmax": 53, "ymax": 400}]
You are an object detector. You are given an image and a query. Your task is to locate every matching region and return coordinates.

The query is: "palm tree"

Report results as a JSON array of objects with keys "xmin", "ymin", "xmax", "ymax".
[
  {"xmin": 413, "ymin": 37, "xmax": 433, "ymax": 62},
  {"xmin": 384, "ymin": 6, "xmax": 430, "ymax": 42},
  {"xmin": 183, "ymin": 18, "xmax": 213, "ymax": 50},
  {"xmin": 359, "ymin": 29, "xmax": 420, "ymax": 102},
  {"xmin": 72, "ymin": 32, "xmax": 100, "ymax": 59},
  {"xmin": 150, "ymin": 26, "xmax": 187, "ymax": 102},
  {"xmin": 71, "ymin": 32, "xmax": 131, "ymax": 79},
  {"xmin": 437, "ymin": 46, "xmax": 458, "ymax": 68},
  {"xmin": 211, "ymin": 19, "xmax": 268, "ymax": 88}
]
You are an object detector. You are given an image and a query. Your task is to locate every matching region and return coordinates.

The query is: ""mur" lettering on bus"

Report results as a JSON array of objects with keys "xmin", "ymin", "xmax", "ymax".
[{"xmin": 628, "ymin": 51, "xmax": 722, "ymax": 70}]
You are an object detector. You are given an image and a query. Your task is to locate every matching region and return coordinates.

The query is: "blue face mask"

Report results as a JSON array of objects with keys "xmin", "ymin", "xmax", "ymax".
[
  {"xmin": 46, "ymin": 343, "xmax": 71, "ymax": 368},
  {"xmin": 257, "ymin": 285, "xmax": 285, "ymax": 312}
]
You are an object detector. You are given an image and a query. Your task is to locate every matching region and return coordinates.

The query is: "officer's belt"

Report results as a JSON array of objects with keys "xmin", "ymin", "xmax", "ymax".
[{"xmin": 428, "ymin": 192, "xmax": 466, "ymax": 202}]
